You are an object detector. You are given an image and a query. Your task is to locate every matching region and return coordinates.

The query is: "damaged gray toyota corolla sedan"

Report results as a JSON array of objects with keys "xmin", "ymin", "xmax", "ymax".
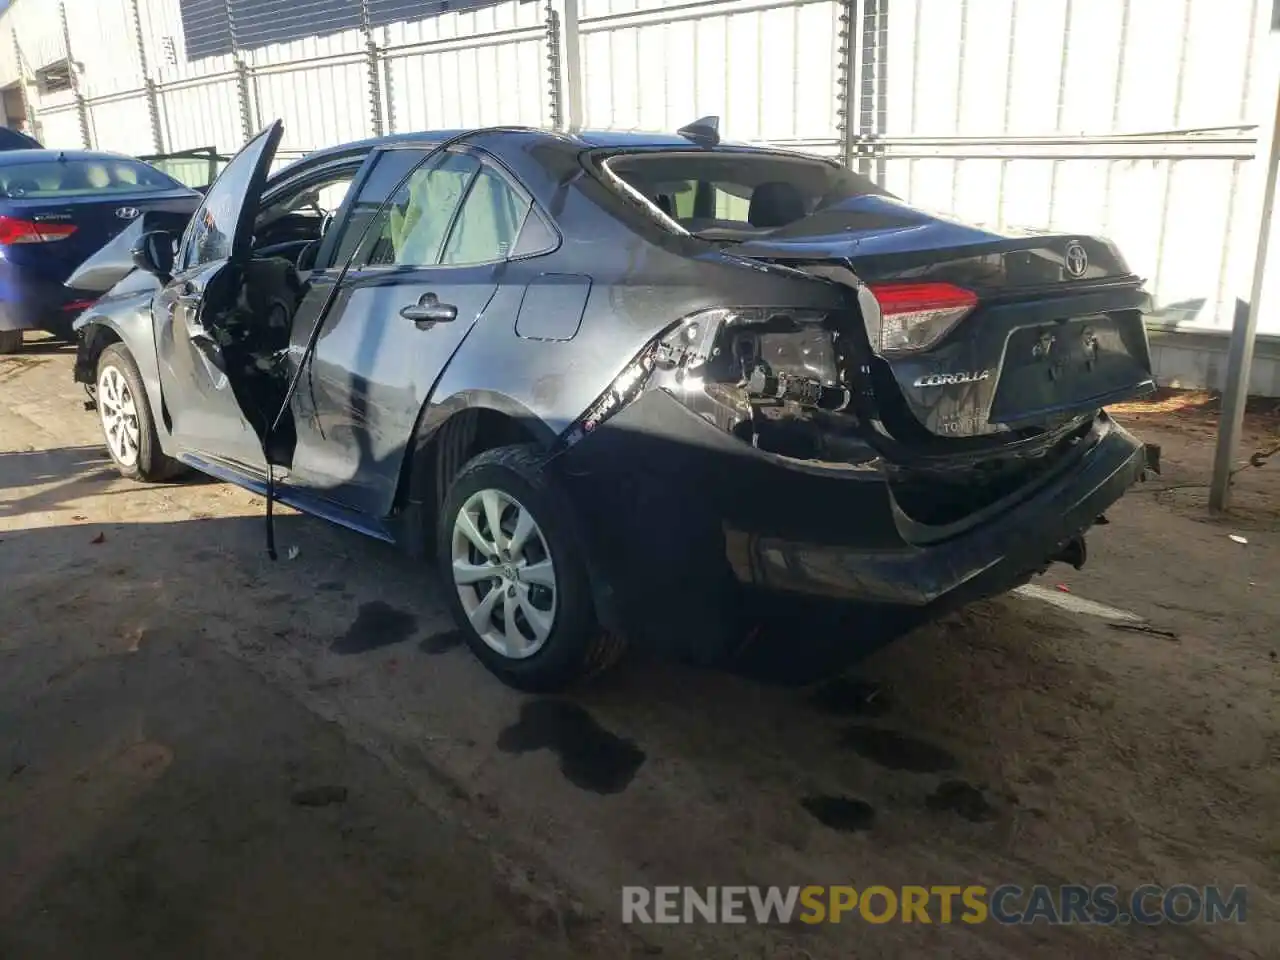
[{"xmin": 69, "ymin": 118, "xmax": 1158, "ymax": 690}]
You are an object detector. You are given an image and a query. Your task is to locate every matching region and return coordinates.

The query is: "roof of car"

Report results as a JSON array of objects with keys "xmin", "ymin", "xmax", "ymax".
[
  {"xmin": 297, "ymin": 127, "xmax": 786, "ymax": 163},
  {"xmin": 0, "ymin": 148, "xmax": 144, "ymax": 165}
]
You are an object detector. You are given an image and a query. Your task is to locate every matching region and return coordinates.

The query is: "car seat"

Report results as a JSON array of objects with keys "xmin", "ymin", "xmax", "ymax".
[
  {"xmin": 748, "ymin": 181, "xmax": 807, "ymax": 228},
  {"xmin": 57, "ymin": 166, "xmax": 94, "ymax": 191}
]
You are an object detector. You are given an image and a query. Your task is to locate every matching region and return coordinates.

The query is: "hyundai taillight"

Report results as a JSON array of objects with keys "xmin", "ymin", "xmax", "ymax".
[
  {"xmin": 0, "ymin": 214, "xmax": 77, "ymax": 244},
  {"xmin": 862, "ymin": 281, "xmax": 977, "ymax": 354}
]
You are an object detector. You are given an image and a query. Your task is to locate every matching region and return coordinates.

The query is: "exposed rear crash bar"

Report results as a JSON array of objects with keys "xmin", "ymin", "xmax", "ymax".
[{"xmin": 723, "ymin": 416, "xmax": 1146, "ymax": 606}]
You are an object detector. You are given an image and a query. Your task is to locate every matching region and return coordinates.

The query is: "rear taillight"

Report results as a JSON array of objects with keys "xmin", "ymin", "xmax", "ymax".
[
  {"xmin": 561, "ymin": 340, "xmax": 660, "ymax": 447},
  {"xmin": 863, "ymin": 281, "xmax": 977, "ymax": 354},
  {"xmin": 0, "ymin": 214, "xmax": 77, "ymax": 244},
  {"xmin": 561, "ymin": 307, "xmax": 856, "ymax": 450}
]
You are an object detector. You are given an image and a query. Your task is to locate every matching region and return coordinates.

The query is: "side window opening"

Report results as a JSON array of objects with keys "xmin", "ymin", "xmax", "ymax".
[
  {"xmin": 361, "ymin": 152, "xmax": 480, "ymax": 268},
  {"xmin": 329, "ymin": 147, "xmax": 553, "ymax": 272},
  {"xmin": 328, "ymin": 148, "xmax": 426, "ymax": 269},
  {"xmin": 439, "ymin": 163, "xmax": 531, "ymax": 266},
  {"xmin": 253, "ymin": 169, "xmax": 356, "ymax": 255}
]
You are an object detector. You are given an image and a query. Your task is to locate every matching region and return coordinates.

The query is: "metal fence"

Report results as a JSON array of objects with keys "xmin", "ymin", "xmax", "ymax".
[{"xmin": 3, "ymin": 0, "xmax": 1277, "ymax": 356}]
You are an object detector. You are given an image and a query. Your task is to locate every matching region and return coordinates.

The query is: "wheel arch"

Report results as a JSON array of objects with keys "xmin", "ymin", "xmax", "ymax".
[
  {"xmin": 393, "ymin": 389, "xmax": 557, "ymax": 535},
  {"xmin": 396, "ymin": 389, "xmax": 627, "ymax": 640},
  {"xmin": 74, "ymin": 310, "xmax": 171, "ymax": 443},
  {"xmin": 73, "ymin": 318, "xmax": 121, "ymax": 385}
]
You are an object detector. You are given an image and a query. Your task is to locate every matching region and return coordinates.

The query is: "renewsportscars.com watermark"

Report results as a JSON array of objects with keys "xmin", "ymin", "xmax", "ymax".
[{"xmin": 621, "ymin": 884, "xmax": 1248, "ymax": 926}]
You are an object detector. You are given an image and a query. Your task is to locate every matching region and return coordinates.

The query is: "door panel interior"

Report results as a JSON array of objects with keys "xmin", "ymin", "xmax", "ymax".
[{"xmin": 153, "ymin": 121, "xmax": 284, "ymax": 471}]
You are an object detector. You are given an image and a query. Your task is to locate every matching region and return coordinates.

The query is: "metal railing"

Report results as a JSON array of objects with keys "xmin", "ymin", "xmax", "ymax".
[{"xmin": 137, "ymin": 146, "xmax": 229, "ymax": 190}]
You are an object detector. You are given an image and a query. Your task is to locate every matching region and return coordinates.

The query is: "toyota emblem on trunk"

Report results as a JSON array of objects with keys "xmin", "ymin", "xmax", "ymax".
[
  {"xmin": 1064, "ymin": 241, "xmax": 1088, "ymax": 278},
  {"xmin": 115, "ymin": 206, "xmax": 140, "ymax": 220}
]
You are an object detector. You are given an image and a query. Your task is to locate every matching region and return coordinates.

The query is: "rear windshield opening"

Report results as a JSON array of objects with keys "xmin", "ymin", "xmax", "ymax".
[
  {"xmin": 601, "ymin": 150, "xmax": 891, "ymax": 241},
  {"xmin": 0, "ymin": 158, "xmax": 182, "ymax": 199}
]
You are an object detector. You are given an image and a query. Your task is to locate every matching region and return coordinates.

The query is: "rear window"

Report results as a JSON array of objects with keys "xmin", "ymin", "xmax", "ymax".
[
  {"xmin": 0, "ymin": 158, "xmax": 182, "ymax": 199},
  {"xmin": 601, "ymin": 150, "xmax": 889, "ymax": 239}
]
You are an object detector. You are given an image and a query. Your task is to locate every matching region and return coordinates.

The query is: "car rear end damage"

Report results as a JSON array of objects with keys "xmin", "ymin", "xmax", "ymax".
[{"xmin": 557, "ymin": 156, "xmax": 1160, "ymax": 624}]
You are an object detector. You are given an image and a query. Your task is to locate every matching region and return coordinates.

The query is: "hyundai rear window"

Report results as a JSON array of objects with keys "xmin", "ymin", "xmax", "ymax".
[
  {"xmin": 600, "ymin": 150, "xmax": 890, "ymax": 239},
  {"xmin": 0, "ymin": 159, "xmax": 183, "ymax": 199}
]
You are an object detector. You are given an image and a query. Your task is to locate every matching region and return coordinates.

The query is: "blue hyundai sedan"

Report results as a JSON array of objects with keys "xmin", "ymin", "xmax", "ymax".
[{"xmin": 0, "ymin": 149, "xmax": 200, "ymax": 352}]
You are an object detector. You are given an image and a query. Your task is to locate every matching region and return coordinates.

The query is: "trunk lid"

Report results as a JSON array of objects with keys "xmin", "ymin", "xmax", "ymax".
[
  {"xmin": 5, "ymin": 189, "xmax": 199, "ymax": 281},
  {"xmin": 732, "ymin": 195, "xmax": 1156, "ymax": 443}
]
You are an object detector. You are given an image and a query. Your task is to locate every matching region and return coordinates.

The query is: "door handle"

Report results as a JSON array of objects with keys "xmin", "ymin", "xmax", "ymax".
[{"xmin": 400, "ymin": 292, "xmax": 457, "ymax": 327}]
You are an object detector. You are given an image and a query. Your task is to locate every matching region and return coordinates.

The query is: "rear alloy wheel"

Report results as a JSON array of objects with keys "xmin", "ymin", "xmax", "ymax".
[
  {"xmin": 0, "ymin": 329, "xmax": 23, "ymax": 354},
  {"xmin": 451, "ymin": 488, "xmax": 558, "ymax": 659},
  {"xmin": 437, "ymin": 445, "xmax": 625, "ymax": 691},
  {"xmin": 96, "ymin": 343, "xmax": 180, "ymax": 481}
]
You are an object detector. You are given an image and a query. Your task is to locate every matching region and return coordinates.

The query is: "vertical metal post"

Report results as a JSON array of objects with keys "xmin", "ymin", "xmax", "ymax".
[
  {"xmin": 1209, "ymin": 41, "xmax": 1280, "ymax": 512},
  {"xmin": 860, "ymin": 0, "xmax": 887, "ymax": 181},
  {"xmin": 873, "ymin": 0, "xmax": 888, "ymax": 183},
  {"xmin": 359, "ymin": 0, "xmax": 384, "ymax": 137},
  {"xmin": 129, "ymin": 0, "xmax": 165, "ymax": 152},
  {"xmin": 225, "ymin": 0, "xmax": 257, "ymax": 142},
  {"xmin": 11, "ymin": 29, "xmax": 40, "ymax": 140},
  {"xmin": 59, "ymin": 1, "xmax": 93, "ymax": 148},
  {"xmin": 381, "ymin": 26, "xmax": 396, "ymax": 134},
  {"xmin": 559, "ymin": 0, "xmax": 583, "ymax": 131},
  {"xmin": 544, "ymin": 0, "xmax": 562, "ymax": 130},
  {"xmin": 835, "ymin": 0, "xmax": 855, "ymax": 168}
]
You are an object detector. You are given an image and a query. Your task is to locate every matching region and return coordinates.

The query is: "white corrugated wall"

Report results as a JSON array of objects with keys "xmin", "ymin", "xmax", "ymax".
[
  {"xmin": 876, "ymin": 0, "xmax": 1267, "ymax": 339},
  {"xmin": 1, "ymin": 0, "xmax": 1278, "ymax": 381},
  {"xmin": 578, "ymin": 0, "xmax": 843, "ymax": 148},
  {"xmin": 382, "ymin": 2, "xmax": 551, "ymax": 132}
]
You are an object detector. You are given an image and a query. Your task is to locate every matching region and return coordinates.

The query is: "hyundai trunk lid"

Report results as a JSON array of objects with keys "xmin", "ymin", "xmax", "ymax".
[{"xmin": 4, "ymin": 189, "xmax": 198, "ymax": 272}]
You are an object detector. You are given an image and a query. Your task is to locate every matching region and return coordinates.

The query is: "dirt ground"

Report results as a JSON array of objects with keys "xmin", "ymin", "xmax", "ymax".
[{"xmin": 1, "ymin": 336, "xmax": 1276, "ymax": 958}]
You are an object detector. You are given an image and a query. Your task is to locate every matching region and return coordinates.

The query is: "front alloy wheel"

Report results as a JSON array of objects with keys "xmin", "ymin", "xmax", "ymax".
[
  {"xmin": 94, "ymin": 343, "xmax": 180, "ymax": 482},
  {"xmin": 98, "ymin": 363, "xmax": 141, "ymax": 468},
  {"xmin": 451, "ymin": 488, "xmax": 558, "ymax": 659}
]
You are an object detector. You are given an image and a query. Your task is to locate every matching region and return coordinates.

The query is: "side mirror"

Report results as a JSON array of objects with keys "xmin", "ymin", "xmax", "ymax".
[{"xmin": 132, "ymin": 230, "xmax": 175, "ymax": 282}]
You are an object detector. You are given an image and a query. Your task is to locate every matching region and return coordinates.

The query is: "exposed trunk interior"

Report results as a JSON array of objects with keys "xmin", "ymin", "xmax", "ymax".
[{"xmin": 688, "ymin": 247, "xmax": 1155, "ymax": 532}]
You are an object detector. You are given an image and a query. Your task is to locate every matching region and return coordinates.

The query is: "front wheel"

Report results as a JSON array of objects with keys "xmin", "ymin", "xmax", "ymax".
[
  {"xmin": 436, "ymin": 445, "xmax": 625, "ymax": 691},
  {"xmin": 0, "ymin": 329, "xmax": 23, "ymax": 354},
  {"xmin": 96, "ymin": 343, "xmax": 181, "ymax": 481}
]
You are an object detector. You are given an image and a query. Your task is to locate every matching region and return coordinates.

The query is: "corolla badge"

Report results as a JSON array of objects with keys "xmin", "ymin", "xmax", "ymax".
[
  {"xmin": 115, "ymin": 206, "xmax": 141, "ymax": 220},
  {"xmin": 913, "ymin": 370, "xmax": 991, "ymax": 388},
  {"xmin": 1064, "ymin": 240, "xmax": 1088, "ymax": 278}
]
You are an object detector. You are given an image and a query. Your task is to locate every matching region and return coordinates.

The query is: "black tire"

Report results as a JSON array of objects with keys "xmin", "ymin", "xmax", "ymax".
[
  {"xmin": 435, "ymin": 444, "xmax": 625, "ymax": 692},
  {"xmin": 0, "ymin": 329, "xmax": 22, "ymax": 354},
  {"xmin": 95, "ymin": 343, "xmax": 181, "ymax": 482}
]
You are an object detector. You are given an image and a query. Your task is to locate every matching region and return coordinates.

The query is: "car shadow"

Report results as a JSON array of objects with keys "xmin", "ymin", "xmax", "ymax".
[
  {"xmin": 0, "ymin": 446, "xmax": 110, "ymax": 490},
  {"xmin": 0, "ymin": 446, "xmax": 219, "ymax": 516},
  {"xmin": 19, "ymin": 340, "xmax": 78, "ymax": 355},
  {"xmin": 0, "ymin": 489, "xmax": 1251, "ymax": 960}
]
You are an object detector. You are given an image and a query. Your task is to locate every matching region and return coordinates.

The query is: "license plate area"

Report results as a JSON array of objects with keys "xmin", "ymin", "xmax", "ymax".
[{"xmin": 988, "ymin": 312, "xmax": 1151, "ymax": 427}]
